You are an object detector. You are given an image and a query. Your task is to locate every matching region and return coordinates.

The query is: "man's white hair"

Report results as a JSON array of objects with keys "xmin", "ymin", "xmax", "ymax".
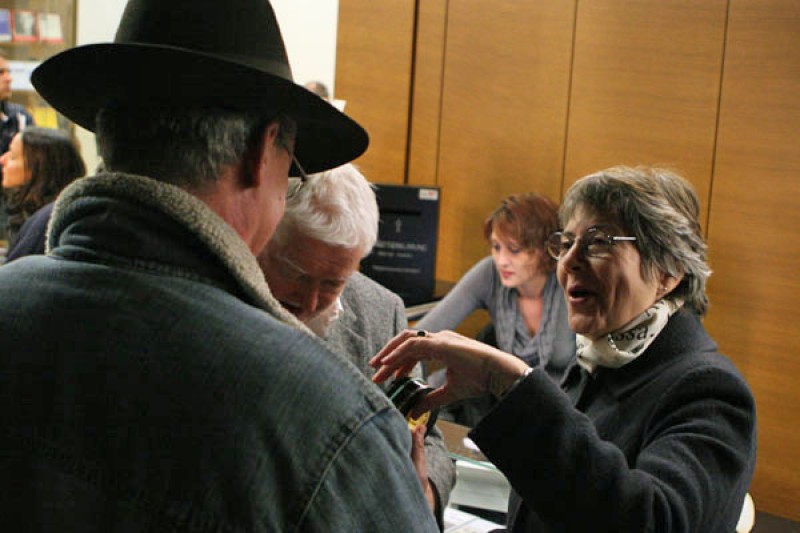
[{"xmin": 272, "ymin": 163, "xmax": 379, "ymax": 257}]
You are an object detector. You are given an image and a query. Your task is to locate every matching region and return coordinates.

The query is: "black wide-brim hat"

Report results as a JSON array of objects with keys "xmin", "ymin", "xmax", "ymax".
[{"xmin": 31, "ymin": 0, "xmax": 368, "ymax": 175}]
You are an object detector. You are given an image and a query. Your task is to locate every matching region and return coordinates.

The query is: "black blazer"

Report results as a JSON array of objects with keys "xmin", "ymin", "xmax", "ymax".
[
  {"xmin": 5, "ymin": 202, "xmax": 54, "ymax": 262},
  {"xmin": 471, "ymin": 309, "xmax": 756, "ymax": 532}
]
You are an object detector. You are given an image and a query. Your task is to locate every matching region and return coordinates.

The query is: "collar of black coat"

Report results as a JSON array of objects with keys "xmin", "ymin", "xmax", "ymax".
[{"xmin": 575, "ymin": 309, "xmax": 717, "ymax": 400}]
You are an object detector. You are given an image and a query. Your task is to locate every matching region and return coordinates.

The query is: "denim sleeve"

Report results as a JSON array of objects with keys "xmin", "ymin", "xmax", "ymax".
[{"xmin": 297, "ymin": 407, "xmax": 439, "ymax": 532}]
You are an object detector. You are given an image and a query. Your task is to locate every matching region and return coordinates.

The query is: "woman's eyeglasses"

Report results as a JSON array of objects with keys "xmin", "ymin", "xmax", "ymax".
[{"xmin": 546, "ymin": 227, "xmax": 636, "ymax": 260}]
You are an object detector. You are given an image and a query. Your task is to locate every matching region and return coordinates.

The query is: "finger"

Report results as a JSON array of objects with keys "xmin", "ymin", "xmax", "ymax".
[
  {"xmin": 372, "ymin": 363, "xmax": 399, "ymax": 384},
  {"xmin": 409, "ymin": 385, "xmax": 459, "ymax": 416},
  {"xmin": 395, "ymin": 360, "xmax": 419, "ymax": 378},
  {"xmin": 372, "ymin": 358, "xmax": 419, "ymax": 384},
  {"xmin": 371, "ymin": 336, "xmax": 431, "ymax": 383},
  {"xmin": 370, "ymin": 329, "xmax": 418, "ymax": 367}
]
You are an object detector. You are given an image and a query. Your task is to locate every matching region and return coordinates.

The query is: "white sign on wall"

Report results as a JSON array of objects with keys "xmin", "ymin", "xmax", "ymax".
[{"xmin": 8, "ymin": 60, "xmax": 38, "ymax": 92}]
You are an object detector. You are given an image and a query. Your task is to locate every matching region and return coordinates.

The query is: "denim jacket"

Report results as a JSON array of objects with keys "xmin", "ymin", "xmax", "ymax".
[{"xmin": 0, "ymin": 173, "xmax": 438, "ymax": 532}]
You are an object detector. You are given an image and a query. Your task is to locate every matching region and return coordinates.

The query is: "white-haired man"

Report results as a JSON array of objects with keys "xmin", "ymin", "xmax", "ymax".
[{"xmin": 259, "ymin": 163, "xmax": 456, "ymax": 526}]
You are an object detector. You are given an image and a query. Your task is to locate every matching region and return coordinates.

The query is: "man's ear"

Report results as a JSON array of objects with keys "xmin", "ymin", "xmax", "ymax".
[{"xmin": 242, "ymin": 121, "xmax": 281, "ymax": 188}]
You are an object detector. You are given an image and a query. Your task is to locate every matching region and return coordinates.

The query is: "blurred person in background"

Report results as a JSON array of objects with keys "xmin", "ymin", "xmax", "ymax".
[
  {"xmin": 2, "ymin": 127, "xmax": 86, "ymax": 262},
  {"xmin": 305, "ymin": 80, "xmax": 330, "ymax": 99},
  {"xmin": 417, "ymin": 193, "xmax": 575, "ymax": 426},
  {"xmin": 0, "ymin": 50, "xmax": 34, "ymax": 246},
  {"xmin": 0, "ymin": 51, "xmax": 34, "ymax": 157}
]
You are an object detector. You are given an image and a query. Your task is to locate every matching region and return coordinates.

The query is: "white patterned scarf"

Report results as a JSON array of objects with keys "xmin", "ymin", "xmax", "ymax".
[{"xmin": 576, "ymin": 298, "xmax": 683, "ymax": 373}]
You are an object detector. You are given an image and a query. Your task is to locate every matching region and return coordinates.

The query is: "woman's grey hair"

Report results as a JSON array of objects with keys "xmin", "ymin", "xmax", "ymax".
[
  {"xmin": 560, "ymin": 166, "xmax": 711, "ymax": 315},
  {"xmin": 271, "ymin": 163, "xmax": 379, "ymax": 257},
  {"xmin": 95, "ymin": 107, "xmax": 296, "ymax": 189}
]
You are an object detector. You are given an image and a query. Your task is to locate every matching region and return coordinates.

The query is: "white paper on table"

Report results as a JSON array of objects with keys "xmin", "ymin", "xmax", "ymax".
[{"xmin": 444, "ymin": 507, "xmax": 503, "ymax": 533}]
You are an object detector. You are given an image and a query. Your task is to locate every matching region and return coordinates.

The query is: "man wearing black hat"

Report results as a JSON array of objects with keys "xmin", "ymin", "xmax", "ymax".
[{"xmin": 0, "ymin": 1, "xmax": 439, "ymax": 531}]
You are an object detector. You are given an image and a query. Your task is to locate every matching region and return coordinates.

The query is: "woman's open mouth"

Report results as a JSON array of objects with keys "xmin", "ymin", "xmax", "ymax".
[{"xmin": 567, "ymin": 284, "xmax": 595, "ymax": 304}]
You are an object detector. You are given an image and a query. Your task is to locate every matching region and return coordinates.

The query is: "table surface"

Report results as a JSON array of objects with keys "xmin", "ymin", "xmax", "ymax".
[
  {"xmin": 437, "ymin": 420, "xmax": 511, "ymax": 513},
  {"xmin": 437, "ymin": 419, "xmax": 501, "ymax": 469}
]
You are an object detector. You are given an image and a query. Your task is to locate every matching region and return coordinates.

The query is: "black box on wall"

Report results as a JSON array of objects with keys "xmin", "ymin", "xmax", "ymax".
[{"xmin": 361, "ymin": 184, "xmax": 440, "ymax": 306}]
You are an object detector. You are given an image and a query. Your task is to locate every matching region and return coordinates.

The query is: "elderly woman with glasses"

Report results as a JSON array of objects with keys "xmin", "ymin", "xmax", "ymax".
[{"xmin": 371, "ymin": 166, "xmax": 756, "ymax": 532}]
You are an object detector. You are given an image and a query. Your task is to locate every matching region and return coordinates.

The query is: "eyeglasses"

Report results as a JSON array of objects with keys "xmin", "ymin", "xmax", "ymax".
[
  {"xmin": 291, "ymin": 154, "xmax": 309, "ymax": 183},
  {"xmin": 546, "ymin": 226, "xmax": 636, "ymax": 260},
  {"xmin": 287, "ymin": 154, "xmax": 309, "ymax": 199}
]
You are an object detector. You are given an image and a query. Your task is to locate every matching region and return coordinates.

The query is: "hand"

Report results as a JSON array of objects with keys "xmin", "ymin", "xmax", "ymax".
[
  {"xmin": 370, "ymin": 329, "xmax": 530, "ymax": 414},
  {"xmin": 411, "ymin": 424, "xmax": 436, "ymax": 513}
]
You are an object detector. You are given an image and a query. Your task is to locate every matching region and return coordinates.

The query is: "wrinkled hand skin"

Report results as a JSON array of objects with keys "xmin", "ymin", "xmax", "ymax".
[{"xmin": 371, "ymin": 329, "xmax": 530, "ymax": 413}]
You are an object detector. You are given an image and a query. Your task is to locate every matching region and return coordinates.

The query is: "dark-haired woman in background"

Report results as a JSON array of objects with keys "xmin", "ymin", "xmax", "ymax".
[
  {"xmin": 2, "ymin": 127, "xmax": 86, "ymax": 262},
  {"xmin": 416, "ymin": 193, "xmax": 575, "ymax": 425}
]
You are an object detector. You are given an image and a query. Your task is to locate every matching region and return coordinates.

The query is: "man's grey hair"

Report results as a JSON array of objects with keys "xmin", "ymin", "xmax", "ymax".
[
  {"xmin": 560, "ymin": 166, "xmax": 711, "ymax": 315},
  {"xmin": 271, "ymin": 163, "xmax": 379, "ymax": 257},
  {"xmin": 95, "ymin": 107, "xmax": 296, "ymax": 189}
]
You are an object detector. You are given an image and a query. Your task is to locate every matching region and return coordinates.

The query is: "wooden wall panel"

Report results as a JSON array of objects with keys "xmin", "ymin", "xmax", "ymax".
[
  {"xmin": 435, "ymin": 0, "xmax": 576, "ymax": 283},
  {"xmin": 335, "ymin": 0, "xmax": 800, "ymax": 518},
  {"xmin": 563, "ymin": 0, "xmax": 728, "ymax": 211},
  {"xmin": 407, "ymin": 0, "xmax": 448, "ymax": 186},
  {"xmin": 335, "ymin": 0, "xmax": 415, "ymax": 184},
  {"xmin": 706, "ymin": 0, "xmax": 800, "ymax": 520}
]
